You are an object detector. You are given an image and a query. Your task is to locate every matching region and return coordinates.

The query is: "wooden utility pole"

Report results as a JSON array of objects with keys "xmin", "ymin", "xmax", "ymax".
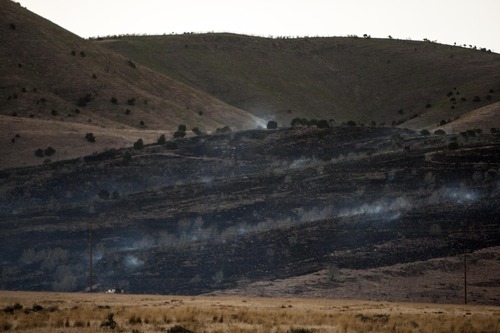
[
  {"xmin": 464, "ymin": 249, "xmax": 467, "ymax": 304},
  {"xmin": 89, "ymin": 222, "xmax": 93, "ymax": 293}
]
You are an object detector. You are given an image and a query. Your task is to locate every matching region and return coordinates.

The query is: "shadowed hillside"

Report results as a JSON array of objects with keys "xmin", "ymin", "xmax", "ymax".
[{"xmin": 98, "ymin": 33, "xmax": 500, "ymax": 129}]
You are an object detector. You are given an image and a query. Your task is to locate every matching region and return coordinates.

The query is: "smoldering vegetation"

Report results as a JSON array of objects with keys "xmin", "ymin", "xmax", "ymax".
[{"xmin": 0, "ymin": 126, "xmax": 499, "ymax": 299}]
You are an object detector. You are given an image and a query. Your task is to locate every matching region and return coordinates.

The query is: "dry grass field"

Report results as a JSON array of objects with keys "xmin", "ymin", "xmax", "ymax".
[
  {"xmin": 0, "ymin": 115, "xmax": 169, "ymax": 169},
  {"xmin": 0, "ymin": 291, "xmax": 498, "ymax": 333}
]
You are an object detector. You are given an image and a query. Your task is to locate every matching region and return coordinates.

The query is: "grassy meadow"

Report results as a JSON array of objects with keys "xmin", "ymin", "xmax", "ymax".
[{"xmin": 0, "ymin": 291, "xmax": 499, "ymax": 332}]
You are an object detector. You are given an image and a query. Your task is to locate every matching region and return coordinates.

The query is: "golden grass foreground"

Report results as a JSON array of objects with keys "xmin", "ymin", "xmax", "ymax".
[{"xmin": 0, "ymin": 291, "xmax": 498, "ymax": 333}]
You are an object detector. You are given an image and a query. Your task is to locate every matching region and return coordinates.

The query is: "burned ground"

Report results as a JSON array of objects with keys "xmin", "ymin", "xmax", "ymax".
[{"xmin": 0, "ymin": 126, "xmax": 499, "ymax": 303}]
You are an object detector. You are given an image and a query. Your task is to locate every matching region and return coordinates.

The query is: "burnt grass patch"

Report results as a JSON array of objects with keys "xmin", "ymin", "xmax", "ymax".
[{"xmin": 0, "ymin": 126, "xmax": 499, "ymax": 297}]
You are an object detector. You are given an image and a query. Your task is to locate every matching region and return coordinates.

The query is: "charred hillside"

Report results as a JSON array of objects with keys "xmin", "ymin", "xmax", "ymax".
[{"xmin": 0, "ymin": 126, "xmax": 499, "ymax": 302}]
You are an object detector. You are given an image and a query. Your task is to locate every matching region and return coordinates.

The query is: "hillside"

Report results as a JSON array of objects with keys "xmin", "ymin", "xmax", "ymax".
[
  {"xmin": 1, "ymin": 0, "xmax": 500, "ymax": 305},
  {"xmin": 1, "ymin": 126, "xmax": 499, "ymax": 304},
  {"xmin": 2, "ymin": 0, "xmax": 500, "ymax": 170},
  {"xmin": 98, "ymin": 33, "xmax": 500, "ymax": 130},
  {"xmin": 0, "ymin": 0, "xmax": 264, "ymax": 169}
]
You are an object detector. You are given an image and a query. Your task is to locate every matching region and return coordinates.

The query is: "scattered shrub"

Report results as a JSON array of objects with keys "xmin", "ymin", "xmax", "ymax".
[
  {"xmin": 173, "ymin": 131, "xmax": 186, "ymax": 139},
  {"xmin": 317, "ymin": 119, "xmax": 330, "ymax": 129},
  {"xmin": 92, "ymin": 73, "xmax": 97, "ymax": 79},
  {"xmin": 127, "ymin": 98, "xmax": 136, "ymax": 106},
  {"xmin": 44, "ymin": 147, "xmax": 56, "ymax": 156},
  {"xmin": 35, "ymin": 149, "xmax": 44, "ymax": 158},
  {"xmin": 472, "ymin": 96, "xmax": 481, "ymax": 102},
  {"xmin": 346, "ymin": 120, "xmax": 357, "ymax": 126},
  {"xmin": 439, "ymin": 119, "xmax": 447, "ymax": 126},
  {"xmin": 466, "ymin": 129, "xmax": 476, "ymax": 137},
  {"xmin": 178, "ymin": 124, "xmax": 187, "ymax": 132},
  {"xmin": 198, "ymin": 111, "xmax": 203, "ymax": 116},
  {"xmin": 71, "ymin": 50, "xmax": 76, "ymax": 56},
  {"xmin": 425, "ymin": 103, "xmax": 432, "ymax": 108},
  {"xmin": 140, "ymin": 120, "xmax": 145, "ymax": 126},
  {"xmin": 133, "ymin": 138, "xmax": 144, "ymax": 150},
  {"xmin": 125, "ymin": 109, "xmax": 131, "ymax": 115},
  {"xmin": 80, "ymin": 51, "xmax": 86, "ymax": 57},
  {"xmin": 31, "ymin": 304, "xmax": 43, "ymax": 312},
  {"xmin": 291, "ymin": 118, "xmax": 305, "ymax": 127},
  {"xmin": 420, "ymin": 129, "xmax": 430, "ymax": 136},
  {"xmin": 77, "ymin": 93, "xmax": 92, "ymax": 107},
  {"xmin": 128, "ymin": 60, "xmax": 136, "ymax": 68},
  {"xmin": 110, "ymin": 97, "xmax": 118, "ymax": 104},
  {"xmin": 51, "ymin": 109, "xmax": 58, "ymax": 116},
  {"xmin": 267, "ymin": 120, "xmax": 278, "ymax": 129},
  {"xmin": 9, "ymin": 23, "xmax": 16, "ymax": 30},
  {"xmin": 157, "ymin": 134, "xmax": 166, "ymax": 144},
  {"xmin": 215, "ymin": 126, "xmax": 231, "ymax": 134},
  {"xmin": 85, "ymin": 133, "xmax": 96, "ymax": 142},
  {"xmin": 434, "ymin": 129, "xmax": 446, "ymax": 135}
]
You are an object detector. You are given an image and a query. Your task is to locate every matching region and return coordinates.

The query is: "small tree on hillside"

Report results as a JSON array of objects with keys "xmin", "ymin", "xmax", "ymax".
[
  {"xmin": 35, "ymin": 149, "xmax": 44, "ymax": 158},
  {"xmin": 133, "ymin": 138, "xmax": 144, "ymax": 150},
  {"xmin": 317, "ymin": 119, "xmax": 330, "ymax": 129},
  {"xmin": 173, "ymin": 131, "xmax": 186, "ymax": 139},
  {"xmin": 215, "ymin": 126, "xmax": 231, "ymax": 134},
  {"xmin": 44, "ymin": 147, "xmax": 56, "ymax": 156},
  {"xmin": 291, "ymin": 118, "xmax": 303, "ymax": 127},
  {"xmin": 85, "ymin": 133, "xmax": 96, "ymax": 143},
  {"xmin": 420, "ymin": 129, "xmax": 430, "ymax": 136},
  {"xmin": 157, "ymin": 134, "xmax": 166, "ymax": 144},
  {"xmin": 434, "ymin": 129, "xmax": 446, "ymax": 135},
  {"xmin": 267, "ymin": 120, "xmax": 278, "ymax": 129}
]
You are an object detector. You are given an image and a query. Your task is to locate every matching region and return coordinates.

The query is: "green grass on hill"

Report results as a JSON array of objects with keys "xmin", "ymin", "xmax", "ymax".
[{"xmin": 98, "ymin": 33, "xmax": 500, "ymax": 129}]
